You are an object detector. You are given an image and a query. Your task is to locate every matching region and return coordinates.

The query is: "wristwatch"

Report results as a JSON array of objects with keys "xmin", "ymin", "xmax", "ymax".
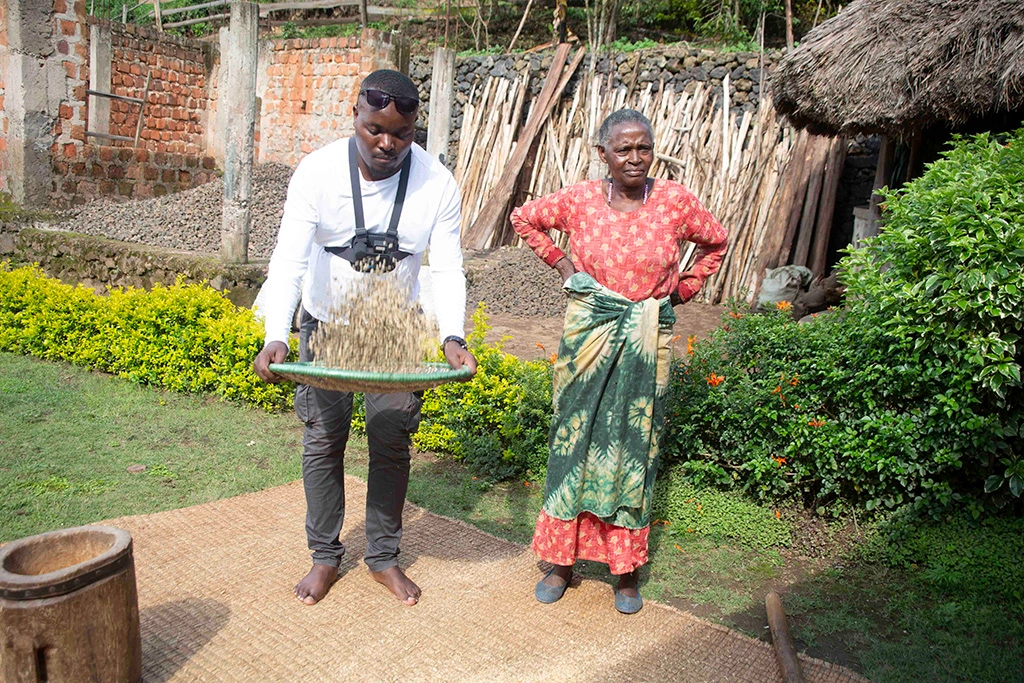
[{"xmin": 442, "ymin": 335, "xmax": 468, "ymax": 350}]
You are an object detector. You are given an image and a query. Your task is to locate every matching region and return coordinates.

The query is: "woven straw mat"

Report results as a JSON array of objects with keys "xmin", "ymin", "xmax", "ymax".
[{"xmin": 103, "ymin": 478, "xmax": 868, "ymax": 682}]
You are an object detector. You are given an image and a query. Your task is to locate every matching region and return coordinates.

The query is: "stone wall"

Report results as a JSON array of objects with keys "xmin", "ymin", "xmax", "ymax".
[
  {"xmin": 409, "ymin": 47, "xmax": 781, "ymax": 164},
  {"xmin": 1, "ymin": 223, "xmax": 267, "ymax": 307}
]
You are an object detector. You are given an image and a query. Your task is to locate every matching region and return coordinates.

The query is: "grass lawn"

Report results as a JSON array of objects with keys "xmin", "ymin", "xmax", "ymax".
[{"xmin": 2, "ymin": 352, "xmax": 1022, "ymax": 681}]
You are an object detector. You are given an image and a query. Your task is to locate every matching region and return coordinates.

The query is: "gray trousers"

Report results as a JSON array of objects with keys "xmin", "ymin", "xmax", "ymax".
[{"xmin": 296, "ymin": 309, "xmax": 422, "ymax": 572}]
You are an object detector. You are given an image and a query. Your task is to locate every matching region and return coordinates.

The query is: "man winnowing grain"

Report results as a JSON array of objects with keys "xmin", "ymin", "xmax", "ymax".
[{"xmin": 253, "ymin": 69, "xmax": 477, "ymax": 607}]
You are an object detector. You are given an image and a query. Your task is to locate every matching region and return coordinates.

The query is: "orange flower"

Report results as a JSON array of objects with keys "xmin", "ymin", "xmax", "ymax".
[
  {"xmin": 776, "ymin": 300, "xmax": 792, "ymax": 311},
  {"xmin": 706, "ymin": 373, "xmax": 725, "ymax": 387},
  {"xmin": 774, "ymin": 509, "xmax": 781, "ymax": 519},
  {"xmin": 789, "ymin": 375, "xmax": 800, "ymax": 386},
  {"xmin": 728, "ymin": 311, "xmax": 743, "ymax": 319},
  {"xmin": 686, "ymin": 335, "xmax": 697, "ymax": 355},
  {"xmin": 808, "ymin": 418, "xmax": 826, "ymax": 428},
  {"xmin": 523, "ymin": 481, "xmax": 530, "ymax": 487},
  {"xmin": 536, "ymin": 343, "xmax": 546, "ymax": 351},
  {"xmin": 773, "ymin": 456, "xmax": 787, "ymax": 467},
  {"xmin": 674, "ymin": 544, "xmax": 684, "ymax": 551},
  {"xmin": 549, "ymin": 353, "xmax": 558, "ymax": 364}
]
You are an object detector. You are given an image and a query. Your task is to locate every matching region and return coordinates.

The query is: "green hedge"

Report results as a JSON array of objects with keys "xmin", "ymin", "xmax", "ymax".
[
  {"xmin": 411, "ymin": 305, "xmax": 553, "ymax": 479},
  {"xmin": 0, "ymin": 267, "xmax": 549, "ymax": 479},
  {"xmin": 6, "ymin": 125, "xmax": 1021, "ymax": 518},
  {"xmin": 0, "ymin": 264, "xmax": 294, "ymax": 411}
]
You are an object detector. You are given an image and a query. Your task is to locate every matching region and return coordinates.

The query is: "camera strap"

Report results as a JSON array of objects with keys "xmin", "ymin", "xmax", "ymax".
[{"xmin": 325, "ymin": 136, "xmax": 413, "ymax": 263}]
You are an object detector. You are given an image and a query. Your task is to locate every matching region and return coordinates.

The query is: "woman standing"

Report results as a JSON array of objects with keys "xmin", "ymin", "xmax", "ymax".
[{"xmin": 510, "ymin": 109, "xmax": 727, "ymax": 614}]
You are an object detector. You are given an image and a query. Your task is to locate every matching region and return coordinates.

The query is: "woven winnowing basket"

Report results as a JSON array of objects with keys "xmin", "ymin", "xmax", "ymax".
[{"xmin": 268, "ymin": 361, "xmax": 473, "ymax": 393}]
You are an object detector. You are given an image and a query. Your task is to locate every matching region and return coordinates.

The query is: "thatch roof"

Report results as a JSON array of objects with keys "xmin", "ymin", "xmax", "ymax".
[{"xmin": 770, "ymin": 0, "xmax": 1024, "ymax": 138}]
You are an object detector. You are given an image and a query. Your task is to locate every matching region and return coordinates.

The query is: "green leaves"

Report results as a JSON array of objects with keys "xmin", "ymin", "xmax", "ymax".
[
  {"xmin": 0, "ymin": 265, "xmax": 295, "ymax": 411},
  {"xmin": 663, "ymin": 221, "xmax": 1021, "ymax": 516}
]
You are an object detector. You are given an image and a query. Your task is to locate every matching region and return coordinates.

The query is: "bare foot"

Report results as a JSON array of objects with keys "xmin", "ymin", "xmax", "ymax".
[
  {"xmin": 541, "ymin": 564, "xmax": 574, "ymax": 587},
  {"xmin": 294, "ymin": 564, "xmax": 338, "ymax": 605},
  {"xmin": 616, "ymin": 570, "xmax": 640, "ymax": 598},
  {"xmin": 369, "ymin": 566, "xmax": 421, "ymax": 605}
]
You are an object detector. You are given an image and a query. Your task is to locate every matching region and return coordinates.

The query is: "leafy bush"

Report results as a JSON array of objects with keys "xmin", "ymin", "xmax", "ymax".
[
  {"xmin": 412, "ymin": 305, "xmax": 553, "ymax": 480},
  {"xmin": 0, "ymin": 264, "xmax": 295, "ymax": 411},
  {"xmin": 665, "ymin": 129, "xmax": 1024, "ymax": 516},
  {"xmin": 844, "ymin": 129, "xmax": 1024, "ymax": 500}
]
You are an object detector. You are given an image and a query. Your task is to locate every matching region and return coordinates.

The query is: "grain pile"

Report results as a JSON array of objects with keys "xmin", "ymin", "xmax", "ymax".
[
  {"xmin": 310, "ymin": 275, "xmax": 437, "ymax": 372},
  {"xmin": 57, "ymin": 163, "xmax": 292, "ymax": 258}
]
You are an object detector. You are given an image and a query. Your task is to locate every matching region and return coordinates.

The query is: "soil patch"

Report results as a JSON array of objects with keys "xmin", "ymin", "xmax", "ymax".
[{"xmin": 465, "ymin": 246, "xmax": 726, "ymax": 359}]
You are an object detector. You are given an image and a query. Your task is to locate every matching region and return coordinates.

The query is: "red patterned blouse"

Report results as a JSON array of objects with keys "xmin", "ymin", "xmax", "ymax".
[{"xmin": 510, "ymin": 179, "xmax": 728, "ymax": 302}]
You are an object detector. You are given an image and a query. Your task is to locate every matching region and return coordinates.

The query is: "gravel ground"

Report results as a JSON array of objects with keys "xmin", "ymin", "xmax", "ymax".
[
  {"xmin": 57, "ymin": 167, "xmax": 564, "ymax": 315},
  {"xmin": 58, "ymin": 163, "xmax": 293, "ymax": 259},
  {"xmin": 464, "ymin": 246, "xmax": 565, "ymax": 317}
]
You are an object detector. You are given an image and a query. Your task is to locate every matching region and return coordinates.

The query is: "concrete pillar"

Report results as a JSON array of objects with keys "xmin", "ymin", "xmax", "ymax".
[
  {"xmin": 220, "ymin": 1, "xmax": 258, "ymax": 264},
  {"xmin": 426, "ymin": 46, "xmax": 455, "ymax": 164},
  {"xmin": 5, "ymin": 0, "xmax": 64, "ymax": 206},
  {"xmin": 87, "ymin": 23, "xmax": 111, "ymax": 137}
]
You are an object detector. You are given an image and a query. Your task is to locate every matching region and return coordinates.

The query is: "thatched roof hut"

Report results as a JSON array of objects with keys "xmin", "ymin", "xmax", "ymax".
[{"xmin": 770, "ymin": 0, "xmax": 1024, "ymax": 139}]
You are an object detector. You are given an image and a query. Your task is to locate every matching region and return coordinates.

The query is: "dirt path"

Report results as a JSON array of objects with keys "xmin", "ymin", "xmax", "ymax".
[
  {"xmin": 478, "ymin": 304, "xmax": 725, "ymax": 360},
  {"xmin": 464, "ymin": 247, "xmax": 727, "ymax": 359}
]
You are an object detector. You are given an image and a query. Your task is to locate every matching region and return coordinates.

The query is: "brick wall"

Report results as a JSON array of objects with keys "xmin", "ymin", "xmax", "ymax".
[
  {"xmin": 1, "ymin": 5, "xmax": 402, "ymax": 207},
  {"xmin": 258, "ymin": 36, "xmax": 364, "ymax": 168},
  {"xmin": 256, "ymin": 30, "xmax": 404, "ymax": 167},
  {"xmin": 47, "ymin": 18, "xmax": 216, "ymax": 206},
  {"xmin": 51, "ymin": 0, "xmax": 90, "ymax": 172},
  {"xmin": 104, "ymin": 20, "xmax": 211, "ymax": 156}
]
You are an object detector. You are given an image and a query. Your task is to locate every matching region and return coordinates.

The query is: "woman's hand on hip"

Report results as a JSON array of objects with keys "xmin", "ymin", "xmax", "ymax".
[{"xmin": 554, "ymin": 256, "xmax": 576, "ymax": 283}]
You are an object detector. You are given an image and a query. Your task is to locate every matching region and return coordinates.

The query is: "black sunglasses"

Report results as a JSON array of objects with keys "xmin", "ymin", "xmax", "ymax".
[{"xmin": 361, "ymin": 88, "xmax": 419, "ymax": 115}]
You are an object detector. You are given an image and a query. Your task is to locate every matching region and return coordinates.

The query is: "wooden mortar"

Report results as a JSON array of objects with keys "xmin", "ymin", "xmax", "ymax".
[{"xmin": 0, "ymin": 525, "xmax": 142, "ymax": 683}]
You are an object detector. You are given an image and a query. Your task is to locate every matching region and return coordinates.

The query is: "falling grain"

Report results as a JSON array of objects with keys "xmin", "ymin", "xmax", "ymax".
[{"xmin": 309, "ymin": 275, "xmax": 437, "ymax": 373}]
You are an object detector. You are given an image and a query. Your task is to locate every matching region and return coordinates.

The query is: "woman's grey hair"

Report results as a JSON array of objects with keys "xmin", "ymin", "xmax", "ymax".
[{"xmin": 596, "ymin": 109, "xmax": 654, "ymax": 148}]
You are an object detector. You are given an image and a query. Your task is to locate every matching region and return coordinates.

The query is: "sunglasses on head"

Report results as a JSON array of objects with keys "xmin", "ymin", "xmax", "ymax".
[{"xmin": 361, "ymin": 88, "xmax": 419, "ymax": 115}]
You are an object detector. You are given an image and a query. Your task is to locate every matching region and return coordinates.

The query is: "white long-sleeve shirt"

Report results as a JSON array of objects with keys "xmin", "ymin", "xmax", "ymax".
[{"xmin": 254, "ymin": 139, "xmax": 467, "ymax": 346}]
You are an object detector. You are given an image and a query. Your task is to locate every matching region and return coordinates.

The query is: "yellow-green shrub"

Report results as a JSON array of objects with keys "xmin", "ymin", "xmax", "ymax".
[{"xmin": 0, "ymin": 264, "xmax": 294, "ymax": 411}]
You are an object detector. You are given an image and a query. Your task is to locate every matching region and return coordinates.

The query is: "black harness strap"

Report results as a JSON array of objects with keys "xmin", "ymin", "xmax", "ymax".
[{"xmin": 324, "ymin": 137, "xmax": 412, "ymax": 264}]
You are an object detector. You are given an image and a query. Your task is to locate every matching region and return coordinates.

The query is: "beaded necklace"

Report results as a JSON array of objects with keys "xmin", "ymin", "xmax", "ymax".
[{"xmin": 607, "ymin": 178, "xmax": 650, "ymax": 206}]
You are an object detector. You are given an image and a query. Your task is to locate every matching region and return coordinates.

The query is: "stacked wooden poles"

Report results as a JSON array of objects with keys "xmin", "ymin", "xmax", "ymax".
[{"xmin": 453, "ymin": 69, "xmax": 845, "ymax": 304}]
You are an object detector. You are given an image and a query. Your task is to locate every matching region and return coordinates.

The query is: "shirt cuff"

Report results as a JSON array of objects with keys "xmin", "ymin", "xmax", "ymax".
[
  {"xmin": 677, "ymin": 278, "xmax": 701, "ymax": 303},
  {"xmin": 542, "ymin": 247, "xmax": 567, "ymax": 268}
]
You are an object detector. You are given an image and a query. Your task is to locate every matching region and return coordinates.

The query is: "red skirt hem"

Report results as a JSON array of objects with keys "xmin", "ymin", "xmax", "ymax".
[{"xmin": 531, "ymin": 509, "xmax": 649, "ymax": 575}]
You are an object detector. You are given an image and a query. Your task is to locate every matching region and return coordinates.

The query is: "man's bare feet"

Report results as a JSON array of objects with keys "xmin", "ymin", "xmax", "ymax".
[
  {"xmin": 294, "ymin": 564, "xmax": 338, "ymax": 605},
  {"xmin": 369, "ymin": 565, "xmax": 421, "ymax": 605}
]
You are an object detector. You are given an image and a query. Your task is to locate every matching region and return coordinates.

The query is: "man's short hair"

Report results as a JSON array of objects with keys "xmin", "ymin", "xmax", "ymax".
[
  {"xmin": 597, "ymin": 109, "xmax": 654, "ymax": 148},
  {"xmin": 360, "ymin": 69, "xmax": 420, "ymax": 104}
]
